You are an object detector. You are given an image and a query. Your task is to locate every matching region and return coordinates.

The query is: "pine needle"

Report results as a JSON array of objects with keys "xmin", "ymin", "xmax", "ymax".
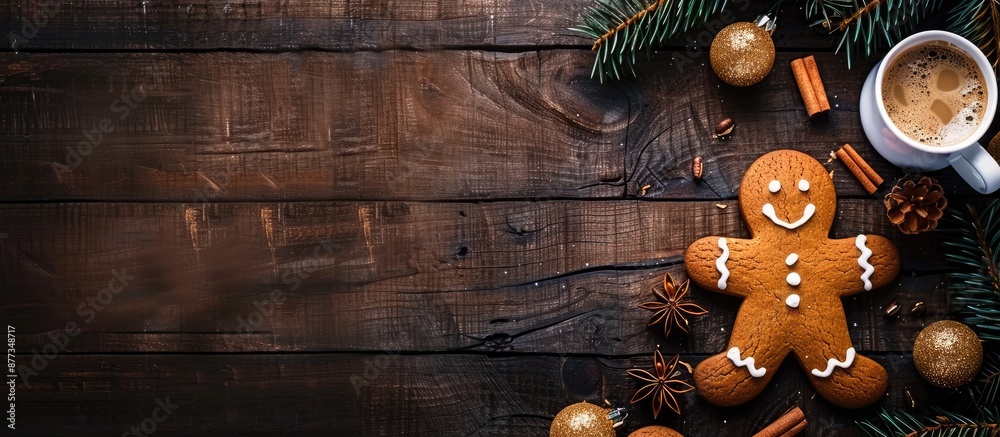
[
  {"xmin": 948, "ymin": 0, "xmax": 1000, "ymax": 73},
  {"xmin": 834, "ymin": 0, "xmax": 883, "ymax": 33},
  {"xmin": 940, "ymin": 201, "xmax": 1000, "ymax": 342},
  {"xmin": 857, "ymin": 399, "xmax": 1000, "ymax": 436},
  {"xmin": 571, "ymin": 0, "xmax": 728, "ymax": 82},
  {"xmin": 803, "ymin": 0, "xmax": 943, "ymax": 68}
]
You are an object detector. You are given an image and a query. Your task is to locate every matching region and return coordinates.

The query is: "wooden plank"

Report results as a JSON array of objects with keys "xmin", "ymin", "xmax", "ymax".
[
  {"xmin": 0, "ymin": 50, "xmax": 630, "ymax": 201},
  {"xmin": 13, "ymin": 352, "xmax": 923, "ymax": 436},
  {"xmin": 1, "ymin": 0, "xmax": 848, "ymax": 51},
  {"xmin": 0, "ymin": 200, "xmax": 946, "ymax": 354},
  {"xmin": 0, "ymin": 50, "xmax": 978, "ymax": 201}
]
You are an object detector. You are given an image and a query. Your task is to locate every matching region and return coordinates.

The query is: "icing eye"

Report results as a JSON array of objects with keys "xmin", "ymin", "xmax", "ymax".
[
  {"xmin": 798, "ymin": 179, "xmax": 810, "ymax": 192},
  {"xmin": 768, "ymin": 180, "xmax": 781, "ymax": 193}
]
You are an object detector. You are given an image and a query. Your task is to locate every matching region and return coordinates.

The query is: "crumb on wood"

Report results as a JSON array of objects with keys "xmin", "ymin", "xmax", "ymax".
[
  {"xmin": 641, "ymin": 184, "xmax": 651, "ymax": 196},
  {"xmin": 716, "ymin": 203, "xmax": 727, "ymax": 209},
  {"xmin": 827, "ymin": 150, "xmax": 837, "ymax": 163},
  {"xmin": 829, "ymin": 169, "xmax": 834, "ymax": 179}
]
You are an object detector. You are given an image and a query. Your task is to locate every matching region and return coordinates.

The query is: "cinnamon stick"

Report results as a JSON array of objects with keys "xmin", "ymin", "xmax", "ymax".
[
  {"xmin": 842, "ymin": 143, "xmax": 884, "ymax": 186},
  {"xmin": 752, "ymin": 406, "xmax": 807, "ymax": 437},
  {"xmin": 791, "ymin": 56, "xmax": 831, "ymax": 118},
  {"xmin": 835, "ymin": 148, "xmax": 877, "ymax": 194},
  {"xmin": 803, "ymin": 56, "xmax": 831, "ymax": 112},
  {"xmin": 836, "ymin": 144, "xmax": 884, "ymax": 194},
  {"xmin": 791, "ymin": 59, "xmax": 822, "ymax": 117},
  {"xmin": 781, "ymin": 421, "xmax": 807, "ymax": 437}
]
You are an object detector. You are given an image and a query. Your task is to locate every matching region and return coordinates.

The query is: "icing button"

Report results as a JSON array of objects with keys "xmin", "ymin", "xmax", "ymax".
[
  {"xmin": 785, "ymin": 294, "xmax": 800, "ymax": 308},
  {"xmin": 786, "ymin": 272, "xmax": 801, "ymax": 286},
  {"xmin": 785, "ymin": 253, "xmax": 798, "ymax": 266}
]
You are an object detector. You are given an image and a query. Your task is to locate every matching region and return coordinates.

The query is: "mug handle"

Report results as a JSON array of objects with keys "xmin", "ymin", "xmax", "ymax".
[{"xmin": 948, "ymin": 143, "xmax": 1000, "ymax": 194}]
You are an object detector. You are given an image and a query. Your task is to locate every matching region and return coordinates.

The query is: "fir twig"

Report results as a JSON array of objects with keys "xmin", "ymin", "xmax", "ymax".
[
  {"xmin": 570, "ymin": 0, "xmax": 728, "ymax": 82},
  {"xmin": 591, "ymin": 0, "xmax": 665, "ymax": 50},
  {"xmin": 804, "ymin": 0, "xmax": 943, "ymax": 68},
  {"xmin": 905, "ymin": 421, "xmax": 999, "ymax": 437},
  {"xmin": 858, "ymin": 401, "xmax": 1000, "ymax": 437},
  {"xmin": 981, "ymin": 350, "xmax": 1000, "ymax": 383},
  {"xmin": 940, "ymin": 200, "xmax": 1000, "ymax": 342},
  {"xmin": 833, "ymin": 0, "xmax": 882, "ymax": 33},
  {"xmin": 948, "ymin": 0, "xmax": 1000, "ymax": 73}
]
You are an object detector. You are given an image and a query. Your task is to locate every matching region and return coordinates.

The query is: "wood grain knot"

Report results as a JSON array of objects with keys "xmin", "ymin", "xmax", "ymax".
[
  {"xmin": 484, "ymin": 333, "xmax": 513, "ymax": 350},
  {"xmin": 539, "ymin": 60, "xmax": 641, "ymax": 134},
  {"xmin": 379, "ymin": 202, "xmax": 410, "ymax": 218}
]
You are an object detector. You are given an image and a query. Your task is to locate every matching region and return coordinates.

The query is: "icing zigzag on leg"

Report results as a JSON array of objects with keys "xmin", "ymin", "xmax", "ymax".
[
  {"xmin": 727, "ymin": 347, "xmax": 766, "ymax": 377},
  {"xmin": 811, "ymin": 347, "xmax": 856, "ymax": 377}
]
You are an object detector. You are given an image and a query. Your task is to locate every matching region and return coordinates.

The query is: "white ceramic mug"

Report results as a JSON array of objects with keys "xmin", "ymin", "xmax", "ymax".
[{"xmin": 859, "ymin": 30, "xmax": 1000, "ymax": 194}]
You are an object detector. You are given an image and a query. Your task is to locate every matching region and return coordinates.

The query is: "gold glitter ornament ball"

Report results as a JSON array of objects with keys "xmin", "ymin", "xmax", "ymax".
[
  {"xmin": 550, "ymin": 402, "xmax": 621, "ymax": 437},
  {"xmin": 629, "ymin": 425, "xmax": 685, "ymax": 437},
  {"xmin": 709, "ymin": 22, "xmax": 775, "ymax": 86},
  {"xmin": 913, "ymin": 320, "xmax": 983, "ymax": 388}
]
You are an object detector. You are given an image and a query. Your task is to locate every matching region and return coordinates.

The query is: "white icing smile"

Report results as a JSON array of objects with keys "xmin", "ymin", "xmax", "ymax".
[
  {"xmin": 727, "ymin": 347, "xmax": 766, "ymax": 377},
  {"xmin": 811, "ymin": 348, "xmax": 856, "ymax": 378},
  {"xmin": 855, "ymin": 235, "xmax": 874, "ymax": 291},
  {"xmin": 762, "ymin": 203, "xmax": 816, "ymax": 230}
]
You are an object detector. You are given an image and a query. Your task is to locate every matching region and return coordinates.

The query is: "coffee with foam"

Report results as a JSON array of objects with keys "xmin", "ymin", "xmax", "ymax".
[{"xmin": 881, "ymin": 42, "xmax": 986, "ymax": 147}]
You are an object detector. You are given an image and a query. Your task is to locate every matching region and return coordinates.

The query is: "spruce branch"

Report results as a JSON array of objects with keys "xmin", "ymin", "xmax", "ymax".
[
  {"xmin": 907, "ymin": 421, "xmax": 999, "ymax": 437},
  {"xmin": 570, "ymin": 0, "xmax": 728, "ymax": 82},
  {"xmin": 948, "ymin": 0, "xmax": 1000, "ymax": 73},
  {"xmin": 590, "ymin": 0, "xmax": 664, "ymax": 50},
  {"xmin": 804, "ymin": 0, "xmax": 943, "ymax": 68},
  {"xmin": 940, "ymin": 200, "xmax": 1000, "ymax": 342},
  {"xmin": 981, "ymin": 349, "xmax": 1000, "ymax": 384},
  {"xmin": 857, "ymin": 385, "xmax": 1000, "ymax": 437},
  {"xmin": 833, "ymin": 0, "xmax": 882, "ymax": 33}
]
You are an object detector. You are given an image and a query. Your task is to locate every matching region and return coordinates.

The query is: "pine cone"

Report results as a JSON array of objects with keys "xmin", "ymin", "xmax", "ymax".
[{"xmin": 884, "ymin": 176, "xmax": 948, "ymax": 234}]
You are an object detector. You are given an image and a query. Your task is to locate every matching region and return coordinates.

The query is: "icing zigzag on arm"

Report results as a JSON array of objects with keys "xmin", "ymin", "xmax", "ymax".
[
  {"xmin": 716, "ymin": 238, "xmax": 730, "ymax": 290},
  {"xmin": 855, "ymin": 235, "xmax": 874, "ymax": 291}
]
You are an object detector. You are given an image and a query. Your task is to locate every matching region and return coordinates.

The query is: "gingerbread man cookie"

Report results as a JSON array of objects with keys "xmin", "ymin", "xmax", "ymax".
[{"xmin": 684, "ymin": 150, "xmax": 900, "ymax": 409}]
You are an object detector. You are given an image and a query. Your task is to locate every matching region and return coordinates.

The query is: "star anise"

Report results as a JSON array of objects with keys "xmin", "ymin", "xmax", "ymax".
[
  {"xmin": 627, "ymin": 350, "xmax": 695, "ymax": 418},
  {"xmin": 638, "ymin": 273, "xmax": 707, "ymax": 337}
]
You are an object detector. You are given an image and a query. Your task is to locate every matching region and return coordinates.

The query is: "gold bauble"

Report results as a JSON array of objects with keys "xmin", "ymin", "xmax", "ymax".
[
  {"xmin": 629, "ymin": 425, "xmax": 685, "ymax": 437},
  {"xmin": 709, "ymin": 22, "xmax": 775, "ymax": 86},
  {"xmin": 550, "ymin": 402, "xmax": 619, "ymax": 437},
  {"xmin": 913, "ymin": 320, "xmax": 983, "ymax": 388}
]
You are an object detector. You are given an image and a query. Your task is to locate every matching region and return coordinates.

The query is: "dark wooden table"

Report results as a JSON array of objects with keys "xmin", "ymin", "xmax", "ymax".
[{"xmin": 0, "ymin": 2, "xmax": 992, "ymax": 436}]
